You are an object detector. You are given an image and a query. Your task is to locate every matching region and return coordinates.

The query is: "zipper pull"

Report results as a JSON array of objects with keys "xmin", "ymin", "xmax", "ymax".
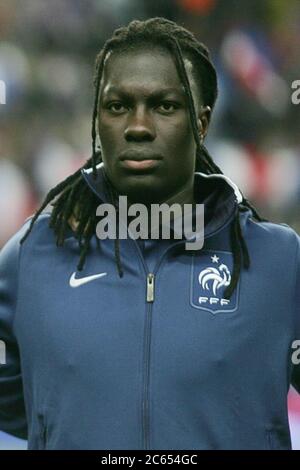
[{"xmin": 146, "ymin": 273, "xmax": 155, "ymax": 302}]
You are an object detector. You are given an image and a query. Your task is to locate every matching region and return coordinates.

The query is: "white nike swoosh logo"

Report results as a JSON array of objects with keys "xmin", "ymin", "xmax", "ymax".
[{"xmin": 69, "ymin": 271, "xmax": 107, "ymax": 288}]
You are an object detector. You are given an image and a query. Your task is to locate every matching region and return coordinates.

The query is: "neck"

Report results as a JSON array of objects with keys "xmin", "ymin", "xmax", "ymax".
[
  {"xmin": 126, "ymin": 178, "xmax": 196, "ymax": 209},
  {"xmin": 158, "ymin": 182, "xmax": 196, "ymax": 208},
  {"xmin": 126, "ymin": 179, "xmax": 196, "ymax": 238}
]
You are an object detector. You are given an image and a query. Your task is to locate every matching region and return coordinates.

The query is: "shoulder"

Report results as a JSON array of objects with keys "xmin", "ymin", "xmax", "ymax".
[
  {"xmin": 0, "ymin": 212, "xmax": 53, "ymax": 265},
  {"xmin": 237, "ymin": 211, "xmax": 300, "ymax": 278},
  {"xmin": 20, "ymin": 211, "xmax": 54, "ymax": 242},
  {"xmin": 243, "ymin": 211, "xmax": 300, "ymax": 253}
]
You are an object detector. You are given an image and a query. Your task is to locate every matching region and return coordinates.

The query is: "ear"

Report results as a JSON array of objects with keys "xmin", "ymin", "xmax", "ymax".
[{"xmin": 197, "ymin": 106, "xmax": 211, "ymax": 142}]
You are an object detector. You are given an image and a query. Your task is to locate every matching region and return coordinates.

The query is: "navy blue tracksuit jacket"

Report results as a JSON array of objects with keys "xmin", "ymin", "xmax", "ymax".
[{"xmin": 0, "ymin": 163, "xmax": 300, "ymax": 449}]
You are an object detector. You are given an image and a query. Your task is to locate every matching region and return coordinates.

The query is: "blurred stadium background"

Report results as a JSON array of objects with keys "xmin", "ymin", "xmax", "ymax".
[{"xmin": 0, "ymin": 0, "xmax": 299, "ymax": 450}]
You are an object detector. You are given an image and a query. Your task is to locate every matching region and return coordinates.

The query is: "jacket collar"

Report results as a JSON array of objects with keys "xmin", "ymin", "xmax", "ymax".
[{"xmin": 81, "ymin": 162, "xmax": 242, "ymax": 239}]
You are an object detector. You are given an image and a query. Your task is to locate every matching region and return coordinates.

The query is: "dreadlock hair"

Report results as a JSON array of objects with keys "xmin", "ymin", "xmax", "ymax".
[{"xmin": 20, "ymin": 17, "xmax": 268, "ymax": 300}]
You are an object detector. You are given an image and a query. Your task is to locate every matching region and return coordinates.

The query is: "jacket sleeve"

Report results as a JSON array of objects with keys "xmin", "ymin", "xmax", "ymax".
[
  {"xmin": 291, "ymin": 232, "xmax": 300, "ymax": 394},
  {"xmin": 0, "ymin": 225, "xmax": 28, "ymax": 439}
]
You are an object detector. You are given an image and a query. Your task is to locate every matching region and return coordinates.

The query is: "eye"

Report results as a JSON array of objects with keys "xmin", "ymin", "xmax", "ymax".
[
  {"xmin": 157, "ymin": 101, "xmax": 179, "ymax": 113},
  {"xmin": 107, "ymin": 102, "xmax": 127, "ymax": 113}
]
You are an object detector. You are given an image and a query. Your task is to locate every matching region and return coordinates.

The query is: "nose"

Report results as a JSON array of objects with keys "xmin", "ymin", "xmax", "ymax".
[{"xmin": 124, "ymin": 107, "xmax": 156, "ymax": 142}]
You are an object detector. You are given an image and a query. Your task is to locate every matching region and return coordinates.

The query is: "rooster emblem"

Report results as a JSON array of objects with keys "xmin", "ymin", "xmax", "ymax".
[{"xmin": 198, "ymin": 263, "xmax": 231, "ymax": 296}]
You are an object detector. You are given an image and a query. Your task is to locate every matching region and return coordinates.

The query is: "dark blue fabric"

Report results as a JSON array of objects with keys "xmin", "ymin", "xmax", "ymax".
[{"xmin": 0, "ymin": 165, "xmax": 299, "ymax": 450}]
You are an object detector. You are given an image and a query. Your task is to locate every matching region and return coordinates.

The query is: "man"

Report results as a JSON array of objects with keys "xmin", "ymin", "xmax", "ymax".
[{"xmin": 0, "ymin": 17, "xmax": 299, "ymax": 450}]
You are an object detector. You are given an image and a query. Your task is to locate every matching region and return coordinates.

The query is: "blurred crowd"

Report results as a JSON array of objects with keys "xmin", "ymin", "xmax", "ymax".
[{"xmin": 0, "ymin": 0, "xmax": 300, "ymax": 448}]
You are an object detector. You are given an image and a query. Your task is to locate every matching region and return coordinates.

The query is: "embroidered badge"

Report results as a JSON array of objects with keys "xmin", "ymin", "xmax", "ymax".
[{"xmin": 190, "ymin": 251, "xmax": 239, "ymax": 313}]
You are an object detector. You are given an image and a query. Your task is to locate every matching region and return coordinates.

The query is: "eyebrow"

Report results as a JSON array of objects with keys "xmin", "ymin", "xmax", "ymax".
[{"xmin": 102, "ymin": 85, "xmax": 186, "ymax": 99}]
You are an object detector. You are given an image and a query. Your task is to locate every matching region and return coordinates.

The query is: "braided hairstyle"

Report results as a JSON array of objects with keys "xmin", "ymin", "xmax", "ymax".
[{"xmin": 20, "ymin": 17, "xmax": 267, "ymax": 299}]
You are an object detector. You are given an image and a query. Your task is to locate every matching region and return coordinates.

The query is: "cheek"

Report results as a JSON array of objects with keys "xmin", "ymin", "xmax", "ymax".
[
  {"xmin": 160, "ymin": 115, "xmax": 195, "ymax": 152},
  {"xmin": 98, "ymin": 117, "xmax": 123, "ymax": 149}
]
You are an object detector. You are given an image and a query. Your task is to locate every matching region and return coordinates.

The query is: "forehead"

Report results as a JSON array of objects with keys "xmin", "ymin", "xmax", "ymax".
[{"xmin": 100, "ymin": 46, "xmax": 197, "ymax": 98}]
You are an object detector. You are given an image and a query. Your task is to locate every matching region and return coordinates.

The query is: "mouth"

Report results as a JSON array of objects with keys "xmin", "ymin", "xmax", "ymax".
[{"xmin": 119, "ymin": 150, "xmax": 163, "ymax": 172}]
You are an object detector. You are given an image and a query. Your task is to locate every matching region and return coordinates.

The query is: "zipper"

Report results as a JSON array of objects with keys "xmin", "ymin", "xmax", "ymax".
[
  {"xmin": 43, "ymin": 424, "xmax": 47, "ymax": 449},
  {"xmin": 131, "ymin": 237, "xmax": 188, "ymax": 450},
  {"xmin": 146, "ymin": 273, "xmax": 155, "ymax": 302},
  {"xmin": 142, "ymin": 301, "xmax": 152, "ymax": 449},
  {"xmin": 39, "ymin": 418, "xmax": 47, "ymax": 449}
]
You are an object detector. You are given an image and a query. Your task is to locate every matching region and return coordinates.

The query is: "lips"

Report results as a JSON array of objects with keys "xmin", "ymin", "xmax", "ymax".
[
  {"xmin": 121, "ymin": 159, "xmax": 161, "ymax": 170},
  {"xmin": 119, "ymin": 150, "xmax": 163, "ymax": 162},
  {"xmin": 119, "ymin": 150, "xmax": 163, "ymax": 171}
]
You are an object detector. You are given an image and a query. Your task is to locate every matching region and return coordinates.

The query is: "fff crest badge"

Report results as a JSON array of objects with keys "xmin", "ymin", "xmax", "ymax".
[{"xmin": 190, "ymin": 250, "xmax": 239, "ymax": 314}]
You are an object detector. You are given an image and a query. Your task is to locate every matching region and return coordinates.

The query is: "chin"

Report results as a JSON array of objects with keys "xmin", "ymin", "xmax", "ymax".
[{"xmin": 120, "ymin": 178, "xmax": 166, "ymax": 204}]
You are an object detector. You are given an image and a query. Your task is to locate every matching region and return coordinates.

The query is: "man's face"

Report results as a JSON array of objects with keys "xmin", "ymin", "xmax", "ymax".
[{"xmin": 97, "ymin": 46, "xmax": 209, "ymax": 204}]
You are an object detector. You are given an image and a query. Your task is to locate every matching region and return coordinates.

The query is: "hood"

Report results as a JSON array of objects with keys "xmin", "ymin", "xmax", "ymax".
[{"xmin": 81, "ymin": 162, "xmax": 243, "ymax": 240}]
